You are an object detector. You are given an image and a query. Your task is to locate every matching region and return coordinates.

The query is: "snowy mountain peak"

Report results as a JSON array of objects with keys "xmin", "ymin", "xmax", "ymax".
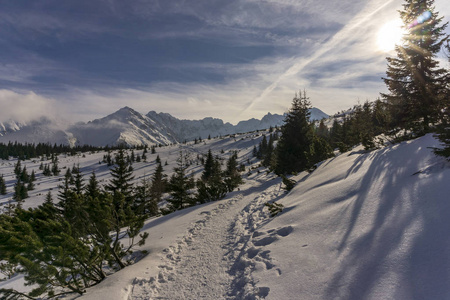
[{"xmin": 0, "ymin": 106, "xmax": 330, "ymax": 146}]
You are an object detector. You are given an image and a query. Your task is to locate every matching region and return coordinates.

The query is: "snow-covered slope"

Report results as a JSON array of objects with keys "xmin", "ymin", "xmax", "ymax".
[
  {"xmin": 310, "ymin": 107, "xmax": 329, "ymax": 121},
  {"xmin": 253, "ymin": 134, "xmax": 450, "ymax": 299},
  {"xmin": 78, "ymin": 133, "xmax": 450, "ymax": 300},
  {"xmin": 1, "ymin": 133, "xmax": 449, "ymax": 299}
]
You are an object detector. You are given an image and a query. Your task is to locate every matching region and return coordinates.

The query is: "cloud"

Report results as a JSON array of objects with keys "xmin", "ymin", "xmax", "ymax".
[
  {"xmin": 242, "ymin": 0, "xmax": 399, "ymax": 113},
  {"xmin": 0, "ymin": 90, "xmax": 59, "ymax": 123}
]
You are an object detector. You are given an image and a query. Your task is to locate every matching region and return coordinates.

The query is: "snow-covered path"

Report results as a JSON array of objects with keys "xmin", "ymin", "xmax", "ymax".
[{"xmin": 130, "ymin": 176, "xmax": 285, "ymax": 300}]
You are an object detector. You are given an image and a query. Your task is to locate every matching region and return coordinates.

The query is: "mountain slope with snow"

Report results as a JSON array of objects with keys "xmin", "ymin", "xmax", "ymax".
[
  {"xmin": 0, "ymin": 117, "xmax": 74, "ymax": 145},
  {"xmin": 69, "ymin": 107, "xmax": 177, "ymax": 147},
  {"xmin": 79, "ymin": 133, "xmax": 450, "ymax": 300},
  {"xmin": 1, "ymin": 132, "xmax": 449, "ymax": 299},
  {"xmin": 0, "ymin": 107, "xmax": 329, "ymax": 147}
]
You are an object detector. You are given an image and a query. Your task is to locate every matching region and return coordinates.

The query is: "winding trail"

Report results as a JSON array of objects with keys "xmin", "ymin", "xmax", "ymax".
[{"xmin": 130, "ymin": 177, "xmax": 288, "ymax": 299}]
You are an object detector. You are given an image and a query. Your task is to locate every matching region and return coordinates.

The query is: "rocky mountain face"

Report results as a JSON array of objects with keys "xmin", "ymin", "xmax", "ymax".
[{"xmin": 0, "ymin": 107, "xmax": 329, "ymax": 147}]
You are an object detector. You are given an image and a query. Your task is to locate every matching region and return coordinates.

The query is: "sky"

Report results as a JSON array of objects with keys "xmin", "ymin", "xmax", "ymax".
[{"xmin": 0, "ymin": 0, "xmax": 449, "ymax": 124}]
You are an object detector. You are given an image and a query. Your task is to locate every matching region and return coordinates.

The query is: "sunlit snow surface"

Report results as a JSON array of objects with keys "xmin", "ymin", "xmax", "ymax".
[{"xmin": 1, "ymin": 133, "xmax": 449, "ymax": 299}]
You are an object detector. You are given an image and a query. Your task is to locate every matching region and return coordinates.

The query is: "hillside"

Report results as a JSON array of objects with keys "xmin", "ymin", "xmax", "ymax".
[{"xmin": 1, "ymin": 133, "xmax": 448, "ymax": 299}]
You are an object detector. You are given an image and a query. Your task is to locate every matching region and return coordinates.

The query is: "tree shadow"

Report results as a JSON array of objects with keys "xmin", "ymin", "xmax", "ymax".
[{"xmin": 326, "ymin": 137, "xmax": 450, "ymax": 299}]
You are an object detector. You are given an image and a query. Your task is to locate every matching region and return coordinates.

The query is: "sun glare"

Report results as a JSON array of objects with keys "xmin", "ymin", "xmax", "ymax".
[{"xmin": 377, "ymin": 20, "xmax": 405, "ymax": 52}]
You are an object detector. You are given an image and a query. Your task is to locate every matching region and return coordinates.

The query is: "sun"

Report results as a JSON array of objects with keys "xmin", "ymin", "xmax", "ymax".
[{"xmin": 377, "ymin": 19, "xmax": 406, "ymax": 52}]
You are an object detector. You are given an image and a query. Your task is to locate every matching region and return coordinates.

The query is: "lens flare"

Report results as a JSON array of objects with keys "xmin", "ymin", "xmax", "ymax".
[{"xmin": 408, "ymin": 11, "xmax": 432, "ymax": 28}]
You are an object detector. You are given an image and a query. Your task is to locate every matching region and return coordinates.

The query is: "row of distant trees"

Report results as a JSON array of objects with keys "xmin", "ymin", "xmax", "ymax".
[{"xmin": 0, "ymin": 147, "xmax": 243, "ymax": 298}]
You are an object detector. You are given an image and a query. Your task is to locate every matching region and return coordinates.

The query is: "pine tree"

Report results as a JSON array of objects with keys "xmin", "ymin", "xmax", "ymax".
[
  {"xmin": 20, "ymin": 165, "xmax": 29, "ymax": 182},
  {"xmin": 13, "ymin": 160, "xmax": 21, "ymax": 177},
  {"xmin": 44, "ymin": 190, "xmax": 54, "ymax": 204},
  {"xmin": 224, "ymin": 151, "xmax": 243, "ymax": 192},
  {"xmin": 27, "ymin": 181, "xmax": 35, "ymax": 191},
  {"xmin": 202, "ymin": 149, "xmax": 216, "ymax": 181},
  {"xmin": 135, "ymin": 176, "xmax": 158, "ymax": 216},
  {"xmin": 30, "ymin": 169, "xmax": 36, "ymax": 182},
  {"xmin": 382, "ymin": 0, "xmax": 449, "ymax": 133},
  {"xmin": 106, "ymin": 149, "xmax": 135, "ymax": 203},
  {"xmin": 434, "ymin": 41, "xmax": 450, "ymax": 158},
  {"xmin": 166, "ymin": 151, "xmax": 195, "ymax": 212},
  {"xmin": 275, "ymin": 90, "xmax": 315, "ymax": 174},
  {"xmin": 0, "ymin": 175, "xmax": 6, "ymax": 195},
  {"xmin": 85, "ymin": 171, "xmax": 101, "ymax": 200},
  {"xmin": 150, "ymin": 161, "xmax": 166, "ymax": 204},
  {"xmin": 72, "ymin": 165, "xmax": 85, "ymax": 195},
  {"xmin": 57, "ymin": 172, "xmax": 72, "ymax": 213},
  {"xmin": 52, "ymin": 161, "xmax": 60, "ymax": 176},
  {"xmin": 12, "ymin": 180, "xmax": 28, "ymax": 203},
  {"xmin": 307, "ymin": 136, "xmax": 334, "ymax": 168},
  {"xmin": 197, "ymin": 152, "xmax": 226, "ymax": 203}
]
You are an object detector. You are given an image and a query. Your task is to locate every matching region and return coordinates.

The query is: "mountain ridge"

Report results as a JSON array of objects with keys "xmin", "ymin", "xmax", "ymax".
[{"xmin": 0, "ymin": 107, "xmax": 329, "ymax": 147}]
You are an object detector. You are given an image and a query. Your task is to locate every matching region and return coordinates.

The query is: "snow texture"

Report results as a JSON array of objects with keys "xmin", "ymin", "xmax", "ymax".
[{"xmin": 1, "ymin": 133, "xmax": 449, "ymax": 300}]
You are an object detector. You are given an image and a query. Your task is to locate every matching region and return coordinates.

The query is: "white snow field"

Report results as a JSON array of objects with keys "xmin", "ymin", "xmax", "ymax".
[{"xmin": 1, "ymin": 133, "xmax": 450, "ymax": 299}]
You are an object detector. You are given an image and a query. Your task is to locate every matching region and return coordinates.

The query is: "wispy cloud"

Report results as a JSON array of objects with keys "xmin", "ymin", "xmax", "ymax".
[
  {"xmin": 0, "ymin": 90, "xmax": 59, "ymax": 123},
  {"xmin": 0, "ymin": 0, "xmax": 448, "ymax": 125},
  {"xmin": 243, "ymin": 0, "xmax": 398, "ymax": 112}
]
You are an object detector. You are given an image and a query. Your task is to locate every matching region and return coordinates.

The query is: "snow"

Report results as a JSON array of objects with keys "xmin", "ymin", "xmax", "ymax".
[
  {"xmin": 0, "ymin": 107, "xmax": 328, "ymax": 147},
  {"xmin": 1, "ymin": 133, "xmax": 449, "ymax": 299}
]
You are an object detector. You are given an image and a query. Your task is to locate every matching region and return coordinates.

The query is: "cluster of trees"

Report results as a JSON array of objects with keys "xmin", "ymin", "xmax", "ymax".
[
  {"xmin": 0, "ymin": 145, "xmax": 243, "ymax": 298},
  {"xmin": 274, "ymin": 90, "xmax": 334, "ymax": 175},
  {"xmin": 163, "ymin": 150, "xmax": 243, "ymax": 213},
  {"xmin": 102, "ymin": 147, "xmax": 151, "ymax": 166},
  {"xmin": 0, "ymin": 149, "xmax": 153, "ymax": 298},
  {"xmin": 0, "ymin": 142, "xmax": 102, "ymax": 161},
  {"xmin": 39, "ymin": 153, "xmax": 61, "ymax": 176},
  {"xmin": 319, "ymin": 99, "xmax": 390, "ymax": 152},
  {"xmin": 12, "ymin": 161, "xmax": 37, "ymax": 204},
  {"xmin": 253, "ymin": 132, "xmax": 278, "ymax": 169}
]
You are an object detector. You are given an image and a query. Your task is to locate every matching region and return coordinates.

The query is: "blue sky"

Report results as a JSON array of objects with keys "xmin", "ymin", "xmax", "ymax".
[{"xmin": 1, "ymin": 0, "xmax": 449, "ymax": 124}]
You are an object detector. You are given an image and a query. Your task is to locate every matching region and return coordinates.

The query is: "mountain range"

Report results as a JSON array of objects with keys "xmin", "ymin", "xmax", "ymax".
[{"xmin": 0, "ymin": 107, "xmax": 329, "ymax": 147}]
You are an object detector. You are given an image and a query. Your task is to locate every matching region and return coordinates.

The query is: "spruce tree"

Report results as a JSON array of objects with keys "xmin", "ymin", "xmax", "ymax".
[
  {"xmin": 0, "ymin": 175, "xmax": 6, "ymax": 195},
  {"xmin": 13, "ymin": 180, "xmax": 28, "ymax": 202},
  {"xmin": 225, "ymin": 151, "xmax": 243, "ymax": 192},
  {"xmin": 44, "ymin": 190, "xmax": 54, "ymax": 204},
  {"xmin": 150, "ymin": 160, "xmax": 166, "ymax": 204},
  {"xmin": 275, "ymin": 90, "xmax": 314, "ymax": 174},
  {"xmin": 166, "ymin": 151, "xmax": 195, "ymax": 211},
  {"xmin": 434, "ymin": 41, "xmax": 450, "ymax": 158},
  {"xmin": 382, "ymin": 0, "xmax": 449, "ymax": 133},
  {"xmin": 135, "ymin": 176, "xmax": 158, "ymax": 216},
  {"xmin": 197, "ymin": 153, "xmax": 226, "ymax": 203},
  {"xmin": 106, "ymin": 149, "xmax": 135, "ymax": 203},
  {"xmin": 201, "ymin": 149, "xmax": 216, "ymax": 181},
  {"xmin": 72, "ymin": 165, "xmax": 85, "ymax": 195},
  {"xmin": 20, "ymin": 166, "xmax": 29, "ymax": 182},
  {"xmin": 85, "ymin": 171, "xmax": 101, "ymax": 200},
  {"xmin": 13, "ymin": 160, "xmax": 21, "ymax": 177},
  {"xmin": 30, "ymin": 169, "xmax": 36, "ymax": 182}
]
